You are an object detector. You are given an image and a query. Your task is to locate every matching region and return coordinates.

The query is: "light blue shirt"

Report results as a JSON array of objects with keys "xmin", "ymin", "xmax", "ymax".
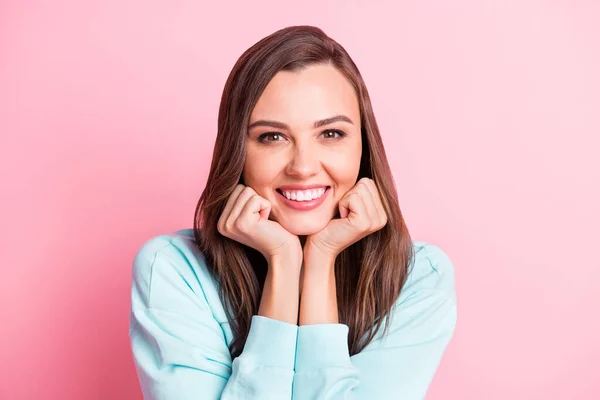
[{"xmin": 129, "ymin": 228, "xmax": 457, "ymax": 399}]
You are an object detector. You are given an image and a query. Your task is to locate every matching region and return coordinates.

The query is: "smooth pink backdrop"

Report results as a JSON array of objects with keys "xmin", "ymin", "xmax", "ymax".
[{"xmin": 2, "ymin": 1, "xmax": 599, "ymax": 399}]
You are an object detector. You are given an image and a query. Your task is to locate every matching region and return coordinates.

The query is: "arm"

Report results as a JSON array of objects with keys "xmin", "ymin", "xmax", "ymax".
[
  {"xmin": 298, "ymin": 249, "xmax": 338, "ymax": 326},
  {"xmin": 223, "ymin": 253, "xmax": 302, "ymax": 399},
  {"xmin": 259, "ymin": 252, "xmax": 302, "ymax": 324},
  {"xmin": 129, "ymin": 237, "xmax": 301, "ymax": 400},
  {"xmin": 292, "ymin": 243, "xmax": 457, "ymax": 400}
]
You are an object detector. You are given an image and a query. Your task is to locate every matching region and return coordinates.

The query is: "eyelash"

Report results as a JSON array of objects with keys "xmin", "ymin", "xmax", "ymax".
[{"xmin": 257, "ymin": 129, "xmax": 347, "ymax": 144}]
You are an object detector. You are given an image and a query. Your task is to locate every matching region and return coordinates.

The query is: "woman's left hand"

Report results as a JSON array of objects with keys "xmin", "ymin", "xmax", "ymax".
[{"xmin": 306, "ymin": 177, "xmax": 388, "ymax": 259}]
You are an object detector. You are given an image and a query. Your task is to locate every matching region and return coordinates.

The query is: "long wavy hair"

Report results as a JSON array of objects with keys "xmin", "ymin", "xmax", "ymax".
[{"xmin": 193, "ymin": 25, "xmax": 415, "ymax": 359}]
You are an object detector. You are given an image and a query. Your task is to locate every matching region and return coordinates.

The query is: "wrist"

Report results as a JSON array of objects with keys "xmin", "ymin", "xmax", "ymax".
[
  {"xmin": 260, "ymin": 257, "xmax": 302, "ymax": 325},
  {"xmin": 268, "ymin": 248, "xmax": 303, "ymax": 272},
  {"xmin": 298, "ymin": 250, "xmax": 338, "ymax": 325},
  {"xmin": 304, "ymin": 240, "xmax": 337, "ymax": 265},
  {"xmin": 265, "ymin": 238, "xmax": 302, "ymax": 261}
]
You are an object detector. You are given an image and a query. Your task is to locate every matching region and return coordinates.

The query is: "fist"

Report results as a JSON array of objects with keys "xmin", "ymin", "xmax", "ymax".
[
  {"xmin": 217, "ymin": 184, "xmax": 302, "ymax": 261},
  {"xmin": 306, "ymin": 178, "xmax": 388, "ymax": 258}
]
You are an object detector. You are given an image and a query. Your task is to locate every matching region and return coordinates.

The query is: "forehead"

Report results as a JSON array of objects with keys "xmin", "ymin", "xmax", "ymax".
[{"xmin": 250, "ymin": 64, "xmax": 360, "ymax": 126}]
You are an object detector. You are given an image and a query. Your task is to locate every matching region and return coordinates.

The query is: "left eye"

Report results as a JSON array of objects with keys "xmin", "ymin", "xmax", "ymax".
[{"xmin": 321, "ymin": 129, "xmax": 345, "ymax": 139}]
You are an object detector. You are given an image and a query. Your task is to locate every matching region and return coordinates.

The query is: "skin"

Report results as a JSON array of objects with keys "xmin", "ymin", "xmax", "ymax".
[
  {"xmin": 243, "ymin": 63, "xmax": 363, "ymax": 239},
  {"xmin": 220, "ymin": 63, "xmax": 388, "ymax": 325}
]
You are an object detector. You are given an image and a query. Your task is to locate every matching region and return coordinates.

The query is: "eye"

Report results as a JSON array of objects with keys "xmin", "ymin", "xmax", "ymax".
[
  {"xmin": 321, "ymin": 129, "xmax": 347, "ymax": 140},
  {"xmin": 258, "ymin": 132, "xmax": 286, "ymax": 144}
]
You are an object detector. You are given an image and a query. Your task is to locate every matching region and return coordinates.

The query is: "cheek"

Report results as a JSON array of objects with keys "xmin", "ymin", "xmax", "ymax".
[
  {"xmin": 243, "ymin": 151, "xmax": 280, "ymax": 187},
  {"xmin": 327, "ymin": 150, "xmax": 362, "ymax": 189}
]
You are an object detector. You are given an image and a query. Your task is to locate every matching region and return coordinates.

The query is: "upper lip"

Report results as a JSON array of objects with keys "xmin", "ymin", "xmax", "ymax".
[{"xmin": 277, "ymin": 184, "xmax": 330, "ymax": 191}]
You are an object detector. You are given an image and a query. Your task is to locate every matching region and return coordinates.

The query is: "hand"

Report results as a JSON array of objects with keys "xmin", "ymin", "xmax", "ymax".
[
  {"xmin": 217, "ymin": 184, "xmax": 302, "ymax": 262},
  {"xmin": 306, "ymin": 178, "xmax": 388, "ymax": 259}
]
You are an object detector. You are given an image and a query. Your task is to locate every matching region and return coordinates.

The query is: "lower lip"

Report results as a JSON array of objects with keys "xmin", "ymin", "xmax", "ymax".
[{"xmin": 276, "ymin": 187, "xmax": 330, "ymax": 211}]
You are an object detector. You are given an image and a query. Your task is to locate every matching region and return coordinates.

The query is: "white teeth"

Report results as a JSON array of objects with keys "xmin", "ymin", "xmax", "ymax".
[{"xmin": 281, "ymin": 188, "xmax": 326, "ymax": 202}]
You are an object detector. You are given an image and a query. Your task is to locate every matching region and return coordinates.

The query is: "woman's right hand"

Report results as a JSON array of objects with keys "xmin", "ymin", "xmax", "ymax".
[{"xmin": 217, "ymin": 184, "xmax": 302, "ymax": 262}]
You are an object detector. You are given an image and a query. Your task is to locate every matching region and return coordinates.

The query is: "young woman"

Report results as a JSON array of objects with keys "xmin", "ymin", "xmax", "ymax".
[{"xmin": 129, "ymin": 25, "xmax": 457, "ymax": 399}]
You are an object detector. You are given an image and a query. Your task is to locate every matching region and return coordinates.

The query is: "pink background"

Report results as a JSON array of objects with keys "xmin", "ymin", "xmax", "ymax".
[{"xmin": 2, "ymin": 1, "xmax": 599, "ymax": 399}]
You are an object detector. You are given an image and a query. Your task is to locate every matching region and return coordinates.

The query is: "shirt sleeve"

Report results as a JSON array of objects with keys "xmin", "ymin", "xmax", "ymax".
[
  {"xmin": 292, "ymin": 243, "xmax": 457, "ymax": 400},
  {"xmin": 129, "ymin": 237, "xmax": 298, "ymax": 400}
]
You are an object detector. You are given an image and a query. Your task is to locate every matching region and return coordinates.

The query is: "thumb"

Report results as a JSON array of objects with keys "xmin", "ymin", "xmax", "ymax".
[
  {"xmin": 258, "ymin": 198, "xmax": 271, "ymax": 220},
  {"xmin": 339, "ymin": 197, "xmax": 350, "ymax": 219}
]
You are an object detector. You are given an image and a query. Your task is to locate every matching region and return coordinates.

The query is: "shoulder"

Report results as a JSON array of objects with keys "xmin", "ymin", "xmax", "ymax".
[
  {"xmin": 131, "ymin": 228, "xmax": 206, "ymax": 289},
  {"xmin": 130, "ymin": 228, "xmax": 223, "ymax": 318},
  {"xmin": 132, "ymin": 228, "xmax": 203, "ymax": 271},
  {"xmin": 365, "ymin": 240, "xmax": 457, "ymax": 347},
  {"xmin": 402, "ymin": 240, "xmax": 456, "ymax": 294},
  {"xmin": 389, "ymin": 240, "xmax": 457, "ymax": 313},
  {"xmin": 387, "ymin": 240, "xmax": 457, "ymax": 338}
]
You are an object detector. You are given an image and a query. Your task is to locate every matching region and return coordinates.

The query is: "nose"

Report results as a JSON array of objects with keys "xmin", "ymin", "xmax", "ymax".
[{"xmin": 285, "ymin": 141, "xmax": 320, "ymax": 178}]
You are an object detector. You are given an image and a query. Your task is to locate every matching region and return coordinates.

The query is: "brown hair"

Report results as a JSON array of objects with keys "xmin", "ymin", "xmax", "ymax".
[{"xmin": 193, "ymin": 25, "xmax": 415, "ymax": 359}]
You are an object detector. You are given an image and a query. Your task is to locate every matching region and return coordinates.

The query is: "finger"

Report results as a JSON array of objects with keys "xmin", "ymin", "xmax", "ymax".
[
  {"xmin": 239, "ymin": 194, "xmax": 270, "ymax": 224},
  {"xmin": 339, "ymin": 189, "xmax": 354, "ymax": 218},
  {"xmin": 339, "ymin": 182, "xmax": 362, "ymax": 218},
  {"xmin": 365, "ymin": 179, "xmax": 384, "ymax": 210},
  {"xmin": 341, "ymin": 192, "xmax": 369, "ymax": 230},
  {"xmin": 356, "ymin": 181, "xmax": 378, "ymax": 229},
  {"xmin": 363, "ymin": 179, "xmax": 387, "ymax": 227},
  {"xmin": 221, "ymin": 184, "xmax": 245, "ymax": 220},
  {"xmin": 227, "ymin": 186, "xmax": 258, "ymax": 227},
  {"xmin": 219, "ymin": 184, "xmax": 246, "ymax": 232}
]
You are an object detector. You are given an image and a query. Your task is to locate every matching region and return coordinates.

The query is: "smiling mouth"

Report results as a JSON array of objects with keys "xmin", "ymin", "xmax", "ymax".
[
  {"xmin": 275, "ymin": 186, "xmax": 331, "ymax": 211},
  {"xmin": 276, "ymin": 186, "xmax": 331, "ymax": 202}
]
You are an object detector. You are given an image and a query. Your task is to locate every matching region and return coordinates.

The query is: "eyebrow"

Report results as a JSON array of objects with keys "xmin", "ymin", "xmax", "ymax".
[{"xmin": 248, "ymin": 115, "xmax": 355, "ymax": 130}]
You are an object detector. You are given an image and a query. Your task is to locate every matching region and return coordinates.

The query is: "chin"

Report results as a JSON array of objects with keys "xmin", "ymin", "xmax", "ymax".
[{"xmin": 279, "ymin": 218, "xmax": 328, "ymax": 236}]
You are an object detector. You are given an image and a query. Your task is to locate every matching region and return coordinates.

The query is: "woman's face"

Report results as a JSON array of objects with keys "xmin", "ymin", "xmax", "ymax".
[{"xmin": 243, "ymin": 63, "xmax": 363, "ymax": 236}]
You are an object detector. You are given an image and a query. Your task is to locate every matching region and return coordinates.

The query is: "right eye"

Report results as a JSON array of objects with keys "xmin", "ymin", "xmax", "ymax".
[{"xmin": 258, "ymin": 132, "xmax": 286, "ymax": 144}]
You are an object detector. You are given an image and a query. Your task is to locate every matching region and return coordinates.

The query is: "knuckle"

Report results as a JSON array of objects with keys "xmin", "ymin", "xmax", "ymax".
[
  {"xmin": 231, "ymin": 185, "xmax": 244, "ymax": 197},
  {"xmin": 380, "ymin": 216, "xmax": 388, "ymax": 228},
  {"xmin": 242, "ymin": 186, "xmax": 256, "ymax": 195},
  {"xmin": 246, "ymin": 194, "xmax": 260, "ymax": 208},
  {"xmin": 233, "ymin": 218, "xmax": 246, "ymax": 232},
  {"xmin": 218, "ymin": 220, "xmax": 231, "ymax": 237},
  {"xmin": 217, "ymin": 217, "xmax": 225, "ymax": 233}
]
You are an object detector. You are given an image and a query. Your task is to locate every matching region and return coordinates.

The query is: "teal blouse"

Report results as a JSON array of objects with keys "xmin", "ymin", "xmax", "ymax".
[{"xmin": 129, "ymin": 229, "xmax": 457, "ymax": 399}]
